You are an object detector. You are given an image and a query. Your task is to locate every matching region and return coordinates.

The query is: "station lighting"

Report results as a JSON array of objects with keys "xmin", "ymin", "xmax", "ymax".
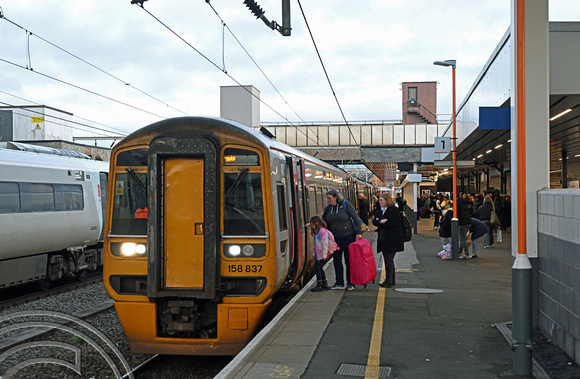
[{"xmin": 549, "ymin": 109, "xmax": 572, "ymax": 121}]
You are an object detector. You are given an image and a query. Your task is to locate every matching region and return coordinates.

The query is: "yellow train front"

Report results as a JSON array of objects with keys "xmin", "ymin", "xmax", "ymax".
[{"xmin": 103, "ymin": 116, "xmax": 357, "ymax": 355}]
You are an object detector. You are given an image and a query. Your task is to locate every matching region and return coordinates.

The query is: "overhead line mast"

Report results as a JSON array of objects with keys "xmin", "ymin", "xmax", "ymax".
[{"xmin": 243, "ymin": 0, "xmax": 291, "ymax": 36}]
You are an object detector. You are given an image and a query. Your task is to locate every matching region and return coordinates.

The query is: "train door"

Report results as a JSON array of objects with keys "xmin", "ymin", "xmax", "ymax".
[
  {"xmin": 163, "ymin": 158, "xmax": 204, "ymax": 288},
  {"xmin": 147, "ymin": 137, "xmax": 218, "ymax": 299},
  {"xmin": 285, "ymin": 156, "xmax": 308, "ymax": 287}
]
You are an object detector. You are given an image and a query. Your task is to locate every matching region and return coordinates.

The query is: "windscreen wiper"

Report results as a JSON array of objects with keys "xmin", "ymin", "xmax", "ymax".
[
  {"xmin": 125, "ymin": 168, "xmax": 147, "ymax": 195},
  {"xmin": 225, "ymin": 168, "xmax": 249, "ymax": 198}
]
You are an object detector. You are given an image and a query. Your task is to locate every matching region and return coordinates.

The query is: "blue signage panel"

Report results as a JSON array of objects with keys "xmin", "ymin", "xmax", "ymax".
[{"xmin": 479, "ymin": 106, "xmax": 511, "ymax": 130}]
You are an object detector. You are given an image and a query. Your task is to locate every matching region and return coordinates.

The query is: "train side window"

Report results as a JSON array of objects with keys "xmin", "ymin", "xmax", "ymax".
[
  {"xmin": 0, "ymin": 182, "xmax": 20, "ymax": 213},
  {"xmin": 29, "ymin": 183, "xmax": 55, "ymax": 212},
  {"xmin": 100, "ymin": 173, "xmax": 108, "ymax": 217},
  {"xmin": 58, "ymin": 185, "xmax": 84, "ymax": 210},
  {"xmin": 317, "ymin": 187, "xmax": 325, "ymax": 214},
  {"xmin": 277, "ymin": 183, "xmax": 287, "ymax": 231},
  {"xmin": 308, "ymin": 185, "xmax": 317, "ymax": 218}
]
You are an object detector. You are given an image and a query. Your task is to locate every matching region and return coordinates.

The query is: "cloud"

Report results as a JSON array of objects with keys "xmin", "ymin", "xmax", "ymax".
[{"xmin": 0, "ymin": 0, "xmax": 578, "ymax": 141}]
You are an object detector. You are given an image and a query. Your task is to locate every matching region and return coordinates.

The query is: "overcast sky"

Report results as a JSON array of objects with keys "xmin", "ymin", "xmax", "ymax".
[{"xmin": 1, "ymin": 0, "xmax": 579, "ymax": 140}]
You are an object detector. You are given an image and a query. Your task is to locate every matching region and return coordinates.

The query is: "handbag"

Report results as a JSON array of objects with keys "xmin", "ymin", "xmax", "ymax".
[
  {"xmin": 496, "ymin": 227, "xmax": 503, "ymax": 243},
  {"xmin": 490, "ymin": 204, "xmax": 501, "ymax": 227},
  {"xmin": 344, "ymin": 200, "xmax": 368, "ymax": 234}
]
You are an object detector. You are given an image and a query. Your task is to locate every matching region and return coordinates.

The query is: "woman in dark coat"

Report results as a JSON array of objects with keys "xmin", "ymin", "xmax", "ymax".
[
  {"xmin": 372, "ymin": 193, "xmax": 404, "ymax": 288},
  {"xmin": 439, "ymin": 208, "xmax": 453, "ymax": 248},
  {"xmin": 358, "ymin": 194, "xmax": 369, "ymax": 224},
  {"xmin": 501, "ymin": 196, "xmax": 511, "ymax": 229},
  {"xmin": 322, "ymin": 189, "xmax": 362, "ymax": 291},
  {"xmin": 475, "ymin": 196, "xmax": 494, "ymax": 248}
]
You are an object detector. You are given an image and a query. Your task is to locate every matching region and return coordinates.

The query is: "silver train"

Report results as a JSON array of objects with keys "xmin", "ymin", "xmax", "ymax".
[{"xmin": 0, "ymin": 142, "xmax": 109, "ymax": 289}]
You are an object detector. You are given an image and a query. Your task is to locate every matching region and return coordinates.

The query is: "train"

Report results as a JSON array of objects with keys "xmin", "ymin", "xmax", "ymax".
[
  {"xmin": 0, "ymin": 142, "xmax": 109, "ymax": 289},
  {"xmin": 103, "ymin": 116, "xmax": 375, "ymax": 355}
]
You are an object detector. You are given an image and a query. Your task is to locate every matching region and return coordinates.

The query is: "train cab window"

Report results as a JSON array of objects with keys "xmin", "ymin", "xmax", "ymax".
[
  {"xmin": 111, "ymin": 171, "xmax": 148, "ymax": 235},
  {"xmin": 116, "ymin": 148, "xmax": 148, "ymax": 166},
  {"xmin": 0, "ymin": 182, "xmax": 20, "ymax": 213},
  {"xmin": 223, "ymin": 171, "xmax": 265, "ymax": 235},
  {"xmin": 30, "ymin": 183, "xmax": 55, "ymax": 212}
]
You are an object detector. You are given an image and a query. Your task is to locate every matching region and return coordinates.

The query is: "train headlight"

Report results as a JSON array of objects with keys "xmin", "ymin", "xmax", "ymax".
[
  {"xmin": 224, "ymin": 244, "xmax": 266, "ymax": 258},
  {"xmin": 111, "ymin": 242, "xmax": 147, "ymax": 257},
  {"xmin": 228, "ymin": 245, "xmax": 241, "ymax": 257},
  {"xmin": 242, "ymin": 245, "xmax": 254, "ymax": 256}
]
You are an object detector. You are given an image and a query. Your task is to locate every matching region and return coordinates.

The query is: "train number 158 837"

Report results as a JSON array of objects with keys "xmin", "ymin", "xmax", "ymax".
[{"xmin": 227, "ymin": 264, "xmax": 262, "ymax": 273}]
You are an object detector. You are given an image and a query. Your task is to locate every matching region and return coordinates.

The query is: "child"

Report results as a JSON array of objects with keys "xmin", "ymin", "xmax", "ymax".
[{"xmin": 308, "ymin": 215, "xmax": 337, "ymax": 292}]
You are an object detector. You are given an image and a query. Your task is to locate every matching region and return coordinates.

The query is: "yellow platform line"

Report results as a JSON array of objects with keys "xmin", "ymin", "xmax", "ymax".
[{"xmin": 365, "ymin": 259, "xmax": 386, "ymax": 379}]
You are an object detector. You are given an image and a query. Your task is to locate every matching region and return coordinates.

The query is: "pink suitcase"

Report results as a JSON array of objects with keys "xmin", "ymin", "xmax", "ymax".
[{"xmin": 348, "ymin": 239, "xmax": 376, "ymax": 287}]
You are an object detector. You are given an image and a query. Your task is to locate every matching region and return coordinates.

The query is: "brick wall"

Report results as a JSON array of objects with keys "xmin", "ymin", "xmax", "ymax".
[{"xmin": 537, "ymin": 189, "xmax": 580, "ymax": 363}]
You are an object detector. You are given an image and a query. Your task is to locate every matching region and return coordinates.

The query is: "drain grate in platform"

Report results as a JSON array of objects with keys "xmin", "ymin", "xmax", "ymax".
[{"xmin": 337, "ymin": 363, "xmax": 391, "ymax": 378}]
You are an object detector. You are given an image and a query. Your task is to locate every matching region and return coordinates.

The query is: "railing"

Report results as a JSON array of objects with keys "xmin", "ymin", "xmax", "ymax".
[{"xmin": 406, "ymin": 100, "xmax": 437, "ymax": 124}]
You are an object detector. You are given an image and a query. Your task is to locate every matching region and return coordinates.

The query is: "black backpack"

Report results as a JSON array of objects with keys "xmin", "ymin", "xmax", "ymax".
[{"xmin": 401, "ymin": 212, "xmax": 412, "ymax": 242}]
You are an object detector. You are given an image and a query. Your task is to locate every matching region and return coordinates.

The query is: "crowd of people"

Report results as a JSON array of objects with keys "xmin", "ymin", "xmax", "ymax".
[
  {"xmin": 307, "ymin": 188, "xmax": 512, "ymax": 293},
  {"xmin": 423, "ymin": 192, "xmax": 512, "ymax": 259}
]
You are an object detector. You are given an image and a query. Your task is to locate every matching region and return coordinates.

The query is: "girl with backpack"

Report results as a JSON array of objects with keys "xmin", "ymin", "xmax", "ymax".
[{"xmin": 308, "ymin": 215, "xmax": 338, "ymax": 292}]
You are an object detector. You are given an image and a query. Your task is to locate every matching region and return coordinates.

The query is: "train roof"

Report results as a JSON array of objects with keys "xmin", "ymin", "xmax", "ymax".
[
  {"xmin": 0, "ymin": 143, "xmax": 109, "ymax": 173},
  {"xmin": 0, "ymin": 141, "xmax": 91, "ymax": 159},
  {"xmin": 118, "ymin": 116, "xmax": 348, "ymax": 177}
]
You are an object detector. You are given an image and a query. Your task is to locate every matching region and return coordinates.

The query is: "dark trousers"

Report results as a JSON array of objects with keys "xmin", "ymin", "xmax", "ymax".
[
  {"xmin": 383, "ymin": 251, "xmax": 396, "ymax": 285},
  {"xmin": 433, "ymin": 210, "xmax": 441, "ymax": 227},
  {"xmin": 333, "ymin": 233, "xmax": 355, "ymax": 286},
  {"xmin": 314, "ymin": 259, "xmax": 326, "ymax": 281}
]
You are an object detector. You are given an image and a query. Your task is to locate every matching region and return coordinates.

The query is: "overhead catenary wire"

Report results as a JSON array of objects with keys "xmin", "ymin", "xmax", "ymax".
[
  {"xmin": 296, "ymin": 0, "xmax": 364, "ymax": 164},
  {"xmin": 0, "ymin": 14, "xmax": 189, "ymax": 117},
  {"xmin": 135, "ymin": 2, "xmax": 344, "ymax": 161},
  {"xmin": 0, "ymin": 90, "xmax": 129, "ymax": 137},
  {"xmin": 0, "ymin": 57, "xmax": 168, "ymax": 120},
  {"xmin": 203, "ymin": 1, "xmax": 346, "ymax": 162},
  {"xmin": 0, "ymin": 101, "xmax": 129, "ymax": 139},
  {"xmin": 205, "ymin": 1, "xmax": 342, "ymax": 158},
  {"xmin": 1, "ymin": 102, "xmax": 126, "ymax": 138}
]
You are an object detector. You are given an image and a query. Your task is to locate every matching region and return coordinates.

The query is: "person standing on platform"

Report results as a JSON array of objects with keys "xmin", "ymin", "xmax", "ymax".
[
  {"xmin": 372, "ymin": 193, "xmax": 404, "ymax": 288},
  {"xmin": 432, "ymin": 194, "xmax": 442, "ymax": 230},
  {"xmin": 395, "ymin": 193, "xmax": 405, "ymax": 209},
  {"xmin": 501, "ymin": 195, "xmax": 512, "ymax": 230},
  {"xmin": 469, "ymin": 217, "xmax": 489, "ymax": 258},
  {"xmin": 358, "ymin": 194, "xmax": 369, "ymax": 224},
  {"xmin": 439, "ymin": 208, "xmax": 453, "ymax": 248},
  {"xmin": 322, "ymin": 189, "xmax": 362, "ymax": 291},
  {"xmin": 457, "ymin": 195, "xmax": 472, "ymax": 259},
  {"xmin": 475, "ymin": 196, "xmax": 495, "ymax": 248},
  {"xmin": 307, "ymin": 215, "xmax": 335, "ymax": 292}
]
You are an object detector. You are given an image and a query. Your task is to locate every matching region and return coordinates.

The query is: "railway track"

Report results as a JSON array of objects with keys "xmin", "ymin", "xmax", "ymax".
[
  {"xmin": 0, "ymin": 277, "xmax": 292, "ymax": 377},
  {"xmin": 0, "ymin": 275, "xmax": 103, "ymax": 311}
]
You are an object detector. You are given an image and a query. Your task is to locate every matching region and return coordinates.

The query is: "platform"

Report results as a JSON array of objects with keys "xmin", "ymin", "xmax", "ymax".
[{"xmin": 216, "ymin": 217, "xmax": 550, "ymax": 378}]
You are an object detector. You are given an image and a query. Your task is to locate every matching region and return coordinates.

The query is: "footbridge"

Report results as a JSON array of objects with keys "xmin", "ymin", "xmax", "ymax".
[{"xmin": 258, "ymin": 121, "xmax": 447, "ymax": 182}]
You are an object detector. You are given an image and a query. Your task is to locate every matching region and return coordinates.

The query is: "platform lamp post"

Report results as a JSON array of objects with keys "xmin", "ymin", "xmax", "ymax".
[{"xmin": 434, "ymin": 59, "xmax": 458, "ymax": 259}]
